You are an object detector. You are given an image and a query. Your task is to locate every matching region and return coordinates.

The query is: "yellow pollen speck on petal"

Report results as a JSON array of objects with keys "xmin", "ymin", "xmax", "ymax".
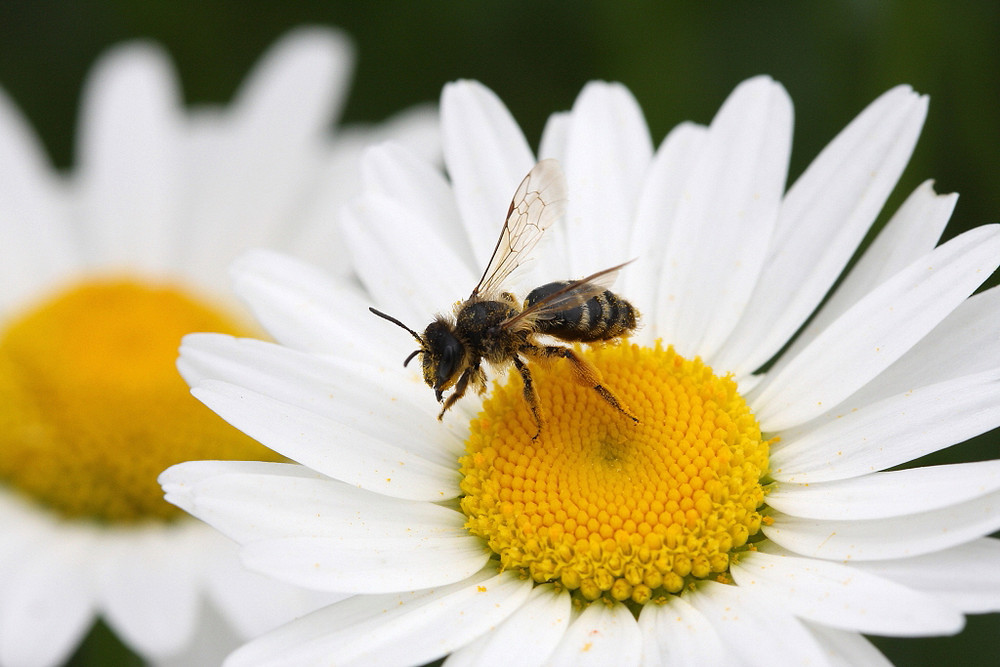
[
  {"xmin": 459, "ymin": 342, "xmax": 770, "ymax": 607},
  {"xmin": 0, "ymin": 277, "xmax": 283, "ymax": 523}
]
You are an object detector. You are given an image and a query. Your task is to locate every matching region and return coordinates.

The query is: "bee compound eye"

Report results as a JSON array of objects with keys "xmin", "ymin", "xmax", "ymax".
[
  {"xmin": 435, "ymin": 335, "xmax": 463, "ymax": 389},
  {"xmin": 441, "ymin": 343, "xmax": 456, "ymax": 367}
]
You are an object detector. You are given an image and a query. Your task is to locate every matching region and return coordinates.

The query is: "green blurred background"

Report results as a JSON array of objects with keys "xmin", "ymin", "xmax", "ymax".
[{"xmin": 1, "ymin": 1, "xmax": 998, "ymax": 665}]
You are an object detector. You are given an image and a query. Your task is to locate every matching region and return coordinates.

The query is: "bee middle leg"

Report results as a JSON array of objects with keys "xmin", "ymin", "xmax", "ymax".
[
  {"xmin": 512, "ymin": 355, "xmax": 543, "ymax": 440},
  {"xmin": 524, "ymin": 345, "xmax": 639, "ymax": 423}
]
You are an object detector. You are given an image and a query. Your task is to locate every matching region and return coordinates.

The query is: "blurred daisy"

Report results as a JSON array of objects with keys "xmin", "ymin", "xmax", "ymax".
[
  {"xmin": 162, "ymin": 77, "xmax": 1000, "ymax": 666},
  {"xmin": 0, "ymin": 27, "xmax": 438, "ymax": 667}
]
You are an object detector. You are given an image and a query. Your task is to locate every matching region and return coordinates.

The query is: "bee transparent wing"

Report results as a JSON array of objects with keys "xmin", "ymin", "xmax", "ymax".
[
  {"xmin": 502, "ymin": 261, "xmax": 632, "ymax": 331},
  {"xmin": 470, "ymin": 159, "xmax": 568, "ymax": 299}
]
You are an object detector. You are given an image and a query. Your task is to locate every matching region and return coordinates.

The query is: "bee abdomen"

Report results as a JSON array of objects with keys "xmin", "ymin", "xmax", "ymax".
[{"xmin": 525, "ymin": 281, "xmax": 637, "ymax": 342}]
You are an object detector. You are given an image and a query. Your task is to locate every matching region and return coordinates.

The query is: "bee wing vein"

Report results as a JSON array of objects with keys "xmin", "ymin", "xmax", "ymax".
[{"xmin": 470, "ymin": 158, "xmax": 567, "ymax": 299}]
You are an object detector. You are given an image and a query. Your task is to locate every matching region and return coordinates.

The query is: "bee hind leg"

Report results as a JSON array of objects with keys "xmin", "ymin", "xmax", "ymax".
[
  {"xmin": 526, "ymin": 345, "xmax": 639, "ymax": 424},
  {"xmin": 512, "ymin": 355, "xmax": 544, "ymax": 440}
]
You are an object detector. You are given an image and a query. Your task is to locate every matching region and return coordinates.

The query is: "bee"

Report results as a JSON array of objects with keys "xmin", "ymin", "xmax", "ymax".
[{"xmin": 369, "ymin": 158, "xmax": 639, "ymax": 437}]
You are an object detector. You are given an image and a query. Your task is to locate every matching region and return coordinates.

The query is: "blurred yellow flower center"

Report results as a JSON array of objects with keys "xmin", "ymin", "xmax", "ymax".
[
  {"xmin": 0, "ymin": 278, "xmax": 282, "ymax": 523},
  {"xmin": 460, "ymin": 342, "xmax": 769, "ymax": 605}
]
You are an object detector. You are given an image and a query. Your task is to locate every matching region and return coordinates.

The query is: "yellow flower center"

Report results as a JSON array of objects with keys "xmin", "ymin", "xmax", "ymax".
[
  {"xmin": 460, "ymin": 342, "xmax": 769, "ymax": 606},
  {"xmin": 0, "ymin": 278, "xmax": 282, "ymax": 523}
]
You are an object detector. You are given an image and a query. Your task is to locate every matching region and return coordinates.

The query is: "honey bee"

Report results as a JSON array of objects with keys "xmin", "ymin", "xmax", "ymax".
[{"xmin": 369, "ymin": 158, "xmax": 639, "ymax": 437}]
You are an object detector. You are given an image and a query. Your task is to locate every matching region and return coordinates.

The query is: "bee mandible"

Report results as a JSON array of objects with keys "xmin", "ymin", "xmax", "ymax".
[{"xmin": 370, "ymin": 159, "xmax": 639, "ymax": 437}]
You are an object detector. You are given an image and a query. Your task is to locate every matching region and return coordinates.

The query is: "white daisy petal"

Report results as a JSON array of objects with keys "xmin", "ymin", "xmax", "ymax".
[
  {"xmin": 287, "ymin": 108, "xmax": 443, "ymax": 273},
  {"xmin": 360, "ymin": 142, "xmax": 467, "ymax": 256},
  {"xmin": 267, "ymin": 137, "xmax": 367, "ymax": 279},
  {"xmin": 153, "ymin": 601, "xmax": 244, "ymax": 667},
  {"xmin": 546, "ymin": 602, "xmax": 642, "ymax": 667},
  {"xmin": 341, "ymin": 143, "xmax": 481, "ymax": 320},
  {"xmin": 371, "ymin": 103, "xmax": 443, "ymax": 165},
  {"xmin": 847, "ymin": 284, "xmax": 1000, "ymax": 403},
  {"xmin": 162, "ymin": 462, "xmax": 464, "ymax": 546},
  {"xmin": 769, "ymin": 459, "xmax": 1000, "ymax": 520},
  {"xmin": 96, "ymin": 524, "xmax": 201, "ymax": 658},
  {"xmin": 685, "ymin": 581, "xmax": 828, "ymax": 667},
  {"xmin": 191, "ymin": 379, "xmax": 460, "ymax": 500},
  {"xmin": 230, "ymin": 27, "xmax": 353, "ymax": 138},
  {"xmin": 853, "ymin": 538, "xmax": 1000, "ymax": 614},
  {"xmin": 203, "ymin": 531, "xmax": 345, "ymax": 638},
  {"xmin": 0, "ymin": 89, "xmax": 76, "ymax": 313},
  {"xmin": 443, "ymin": 584, "xmax": 570, "ymax": 667},
  {"xmin": 161, "ymin": 460, "xmax": 325, "ymax": 528},
  {"xmin": 160, "ymin": 458, "xmax": 322, "ymax": 489},
  {"xmin": 224, "ymin": 568, "xmax": 532, "ymax": 667},
  {"xmin": 229, "ymin": 249, "xmax": 401, "ymax": 359},
  {"xmin": 771, "ymin": 371, "xmax": 1000, "ymax": 483},
  {"xmin": 751, "ymin": 224, "xmax": 1000, "ymax": 431},
  {"xmin": 530, "ymin": 111, "xmax": 574, "ymax": 283},
  {"xmin": 636, "ymin": 595, "xmax": 729, "ymax": 667},
  {"xmin": 561, "ymin": 81, "xmax": 653, "ymax": 277},
  {"xmin": 657, "ymin": 76, "xmax": 792, "ymax": 362},
  {"xmin": 166, "ymin": 464, "xmax": 488, "ymax": 592},
  {"xmin": 624, "ymin": 121, "xmax": 707, "ymax": 333},
  {"xmin": 731, "ymin": 551, "xmax": 963, "ymax": 635},
  {"xmin": 241, "ymin": 534, "xmax": 488, "ymax": 594},
  {"xmin": 780, "ymin": 180, "xmax": 955, "ymax": 358},
  {"xmin": 715, "ymin": 86, "xmax": 928, "ymax": 376},
  {"xmin": 764, "ymin": 487, "xmax": 1000, "ymax": 561},
  {"xmin": 0, "ymin": 498, "xmax": 45, "ymax": 569},
  {"xmin": 342, "ymin": 193, "xmax": 477, "ymax": 322},
  {"xmin": 76, "ymin": 42, "xmax": 182, "ymax": 273},
  {"xmin": 538, "ymin": 111, "xmax": 570, "ymax": 163},
  {"xmin": 0, "ymin": 528, "xmax": 96, "ymax": 667},
  {"xmin": 441, "ymin": 80, "xmax": 536, "ymax": 261},
  {"xmin": 806, "ymin": 624, "xmax": 893, "ymax": 667},
  {"xmin": 179, "ymin": 333, "xmax": 463, "ymax": 465}
]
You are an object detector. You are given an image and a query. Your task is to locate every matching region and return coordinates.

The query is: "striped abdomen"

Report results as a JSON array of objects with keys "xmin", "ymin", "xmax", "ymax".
[{"xmin": 524, "ymin": 281, "xmax": 637, "ymax": 342}]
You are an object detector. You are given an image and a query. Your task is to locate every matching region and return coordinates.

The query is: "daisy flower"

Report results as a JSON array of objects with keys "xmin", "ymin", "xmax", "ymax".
[
  {"xmin": 162, "ymin": 77, "xmax": 1000, "ymax": 666},
  {"xmin": 0, "ymin": 27, "xmax": 437, "ymax": 667}
]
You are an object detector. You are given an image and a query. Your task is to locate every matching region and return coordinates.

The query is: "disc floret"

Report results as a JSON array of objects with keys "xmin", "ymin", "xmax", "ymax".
[{"xmin": 460, "ymin": 342, "xmax": 770, "ymax": 606}]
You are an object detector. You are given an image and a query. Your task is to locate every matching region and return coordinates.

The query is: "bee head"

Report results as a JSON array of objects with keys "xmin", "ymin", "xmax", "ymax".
[
  {"xmin": 421, "ymin": 319, "xmax": 466, "ymax": 399},
  {"xmin": 369, "ymin": 307, "xmax": 465, "ymax": 400}
]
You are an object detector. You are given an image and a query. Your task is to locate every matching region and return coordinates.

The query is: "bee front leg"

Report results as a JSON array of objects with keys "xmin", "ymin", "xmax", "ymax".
[
  {"xmin": 512, "ymin": 355, "xmax": 543, "ymax": 440},
  {"xmin": 438, "ymin": 363, "xmax": 477, "ymax": 420},
  {"xmin": 525, "ymin": 345, "xmax": 639, "ymax": 424}
]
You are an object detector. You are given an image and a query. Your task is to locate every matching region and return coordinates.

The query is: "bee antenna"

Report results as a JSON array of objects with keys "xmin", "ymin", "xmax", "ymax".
[
  {"xmin": 403, "ymin": 349, "xmax": 423, "ymax": 367},
  {"xmin": 369, "ymin": 307, "xmax": 425, "ymax": 347}
]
